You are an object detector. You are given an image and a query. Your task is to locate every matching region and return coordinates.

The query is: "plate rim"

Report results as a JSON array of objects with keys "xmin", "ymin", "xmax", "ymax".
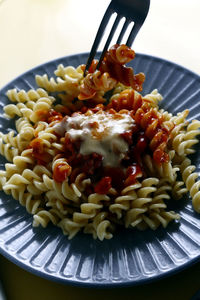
[{"xmin": 1, "ymin": 239, "xmax": 200, "ymax": 288}]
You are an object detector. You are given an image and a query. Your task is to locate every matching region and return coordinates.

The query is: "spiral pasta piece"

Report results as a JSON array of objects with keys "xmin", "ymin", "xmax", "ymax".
[
  {"xmin": 125, "ymin": 178, "xmax": 159, "ymax": 228},
  {"xmin": 54, "ymin": 64, "xmax": 83, "ymax": 81},
  {"xmin": 58, "ymin": 217, "xmax": 84, "ymax": 239},
  {"xmin": 148, "ymin": 179, "xmax": 171, "ymax": 211},
  {"xmin": 35, "ymin": 65, "xmax": 83, "ymax": 99},
  {"xmin": 99, "ymin": 44, "xmax": 145, "ymax": 91},
  {"xmin": 6, "ymin": 88, "xmax": 49, "ymax": 103},
  {"xmin": 180, "ymin": 158, "xmax": 200, "ymax": 213},
  {"xmin": 139, "ymin": 210, "xmax": 180, "ymax": 230},
  {"xmin": 74, "ymin": 173, "xmax": 91, "ymax": 192},
  {"xmin": 78, "ymin": 71, "xmax": 117, "ymax": 100},
  {"xmin": 33, "ymin": 208, "xmax": 64, "ymax": 227},
  {"xmin": 3, "ymin": 184, "xmax": 41, "ymax": 215},
  {"xmin": 0, "ymin": 120, "xmax": 35, "ymax": 153},
  {"xmin": 30, "ymin": 96, "xmax": 56, "ymax": 123},
  {"xmin": 84, "ymin": 212, "xmax": 114, "ymax": 240},
  {"xmin": 143, "ymin": 154, "xmax": 179, "ymax": 183},
  {"xmin": 4, "ymin": 102, "xmax": 34, "ymax": 119},
  {"xmin": 143, "ymin": 89, "xmax": 163, "ymax": 107},
  {"xmin": 109, "ymin": 181, "xmax": 140, "ymax": 219},
  {"xmin": 172, "ymin": 180, "xmax": 188, "ymax": 200},
  {"xmin": 184, "ymin": 120, "xmax": 200, "ymax": 155},
  {"xmin": 0, "ymin": 136, "xmax": 18, "ymax": 162}
]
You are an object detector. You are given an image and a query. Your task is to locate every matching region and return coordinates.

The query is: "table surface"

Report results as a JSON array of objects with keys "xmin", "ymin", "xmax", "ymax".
[{"xmin": 0, "ymin": 0, "xmax": 200, "ymax": 299}]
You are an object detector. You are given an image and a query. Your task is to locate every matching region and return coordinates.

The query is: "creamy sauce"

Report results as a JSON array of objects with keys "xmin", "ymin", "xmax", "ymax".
[{"xmin": 54, "ymin": 111, "xmax": 134, "ymax": 167}]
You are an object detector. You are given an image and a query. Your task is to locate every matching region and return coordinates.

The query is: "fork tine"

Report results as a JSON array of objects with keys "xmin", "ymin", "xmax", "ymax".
[
  {"xmin": 126, "ymin": 22, "xmax": 141, "ymax": 47},
  {"xmin": 85, "ymin": 0, "xmax": 150, "ymax": 74},
  {"xmin": 84, "ymin": 2, "xmax": 114, "ymax": 75},
  {"xmin": 97, "ymin": 13, "xmax": 122, "ymax": 69},
  {"xmin": 116, "ymin": 18, "xmax": 130, "ymax": 45}
]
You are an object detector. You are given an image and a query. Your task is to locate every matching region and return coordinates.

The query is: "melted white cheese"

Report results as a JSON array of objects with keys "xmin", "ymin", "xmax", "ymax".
[{"xmin": 54, "ymin": 111, "xmax": 134, "ymax": 167}]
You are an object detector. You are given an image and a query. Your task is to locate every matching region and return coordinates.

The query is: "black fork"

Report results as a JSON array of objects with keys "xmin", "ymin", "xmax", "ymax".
[{"xmin": 84, "ymin": 0, "xmax": 150, "ymax": 75}]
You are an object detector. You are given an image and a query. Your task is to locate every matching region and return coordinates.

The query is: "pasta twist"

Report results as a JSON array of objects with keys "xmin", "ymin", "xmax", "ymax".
[
  {"xmin": 3, "ymin": 184, "xmax": 41, "ymax": 214},
  {"xmin": 12, "ymin": 148, "xmax": 34, "ymax": 168},
  {"xmin": 184, "ymin": 120, "xmax": 200, "ymax": 155},
  {"xmin": 0, "ymin": 136, "xmax": 18, "ymax": 162},
  {"xmin": 78, "ymin": 70, "xmax": 117, "ymax": 100},
  {"xmin": 33, "ymin": 208, "xmax": 64, "ymax": 227},
  {"xmin": 74, "ymin": 172, "xmax": 91, "ymax": 193},
  {"xmin": 109, "ymin": 183, "xmax": 139, "ymax": 219},
  {"xmin": 171, "ymin": 110, "xmax": 189, "ymax": 125},
  {"xmin": 42, "ymin": 181, "xmax": 79, "ymax": 205},
  {"xmin": 35, "ymin": 67, "xmax": 82, "ymax": 97},
  {"xmin": 139, "ymin": 210, "xmax": 180, "ymax": 230},
  {"xmin": 54, "ymin": 64, "xmax": 83, "ymax": 81},
  {"xmin": 28, "ymin": 126, "xmax": 59, "ymax": 162},
  {"xmin": 30, "ymin": 96, "xmax": 56, "ymax": 123},
  {"xmin": 0, "ymin": 119, "xmax": 35, "ymax": 153},
  {"xmin": 143, "ymin": 89, "xmax": 163, "ymax": 107},
  {"xmin": 169, "ymin": 121, "xmax": 188, "ymax": 154},
  {"xmin": 133, "ymin": 178, "xmax": 179, "ymax": 230},
  {"xmin": 172, "ymin": 180, "xmax": 188, "ymax": 200},
  {"xmin": 73, "ymin": 201, "xmax": 103, "ymax": 223},
  {"xmin": 21, "ymin": 166, "xmax": 56, "ymax": 197},
  {"xmin": 108, "ymin": 88, "xmax": 142, "ymax": 111},
  {"xmin": 58, "ymin": 217, "xmax": 85, "ymax": 239},
  {"xmin": 4, "ymin": 102, "xmax": 34, "ymax": 119},
  {"xmin": 15, "ymin": 118, "xmax": 35, "ymax": 153},
  {"xmin": 84, "ymin": 212, "xmax": 114, "ymax": 240},
  {"xmin": 6, "ymin": 88, "xmax": 49, "ymax": 103},
  {"xmin": 136, "ymin": 107, "xmax": 173, "ymax": 162},
  {"xmin": 99, "ymin": 44, "xmax": 145, "ymax": 91},
  {"xmin": 52, "ymin": 156, "xmax": 72, "ymax": 183},
  {"xmin": 33, "ymin": 121, "xmax": 49, "ymax": 137},
  {"xmin": 172, "ymin": 132, "xmax": 191, "ymax": 156},
  {"xmin": 105, "ymin": 44, "xmax": 135, "ymax": 64},
  {"xmin": 88, "ymin": 193, "xmax": 110, "ymax": 205},
  {"xmin": 125, "ymin": 178, "xmax": 159, "ymax": 228},
  {"xmin": 148, "ymin": 179, "xmax": 171, "ymax": 212},
  {"xmin": 35, "ymin": 74, "xmax": 69, "ymax": 92},
  {"xmin": 0, "ymin": 149, "xmax": 35, "ymax": 189},
  {"xmin": 180, "ymin": 157, "xmax": 200, "ymax": 213},
  {"xmin": 143, "ymin": 153, "xmax": 179, "ymax": 183}
]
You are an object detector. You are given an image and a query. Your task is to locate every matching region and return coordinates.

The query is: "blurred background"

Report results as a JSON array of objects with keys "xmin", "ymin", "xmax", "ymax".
[
  {"xmin": 0, "ymin": 0, "xmax": 200, "ymax": 299},
  {"xmin": 0, "ymin": 0, "xmax": 200, "ymax": 88}
]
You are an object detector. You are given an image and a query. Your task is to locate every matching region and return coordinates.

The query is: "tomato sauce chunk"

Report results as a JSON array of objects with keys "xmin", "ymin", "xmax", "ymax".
[
  {"xmin": 125, "ymin": 164, "xmax": 142, "ymax": 186},
  {"xmin": 94, "ymin": 176, "xmax": 112, "ymax": 194},
  {"xmin": 53, "ymin": 161, "xmax": 72, "ymax": 183}
]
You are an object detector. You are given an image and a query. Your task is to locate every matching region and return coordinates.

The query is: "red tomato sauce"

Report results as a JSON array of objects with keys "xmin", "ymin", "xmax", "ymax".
[
  {"xmin": 53, "ymin": 161, "xmax": 72, "ymax": 183},
  {"xmin": 94, "ymin": 176, "xmax": 112, "ymax": 194},
  {"xmin": 28, "ymin": 85, "xmax": 173, "ymax": 189}
]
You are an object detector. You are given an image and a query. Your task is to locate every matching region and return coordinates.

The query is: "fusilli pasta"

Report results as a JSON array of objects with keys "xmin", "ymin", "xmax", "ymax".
[{"xmin": 0, "ymin": 44, "xmax": 200, "ymax": 241}]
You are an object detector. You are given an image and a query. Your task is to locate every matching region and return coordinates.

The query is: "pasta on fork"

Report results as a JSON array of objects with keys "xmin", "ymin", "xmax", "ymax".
[{"xmin": 0, "ymin": 44, "xmax": 200, "ymax": 241}]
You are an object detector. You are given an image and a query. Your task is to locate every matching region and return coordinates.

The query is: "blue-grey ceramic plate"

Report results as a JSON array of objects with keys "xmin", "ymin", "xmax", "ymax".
[{"xmin": 0, "ymin": 53, "xmax": 200, "ymax": 287}]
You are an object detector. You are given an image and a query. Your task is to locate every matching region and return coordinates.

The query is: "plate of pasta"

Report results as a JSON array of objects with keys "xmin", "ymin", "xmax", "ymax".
[{"xmin": 0, "ymin": 45, "xmax": 200, "ymax": 287}]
